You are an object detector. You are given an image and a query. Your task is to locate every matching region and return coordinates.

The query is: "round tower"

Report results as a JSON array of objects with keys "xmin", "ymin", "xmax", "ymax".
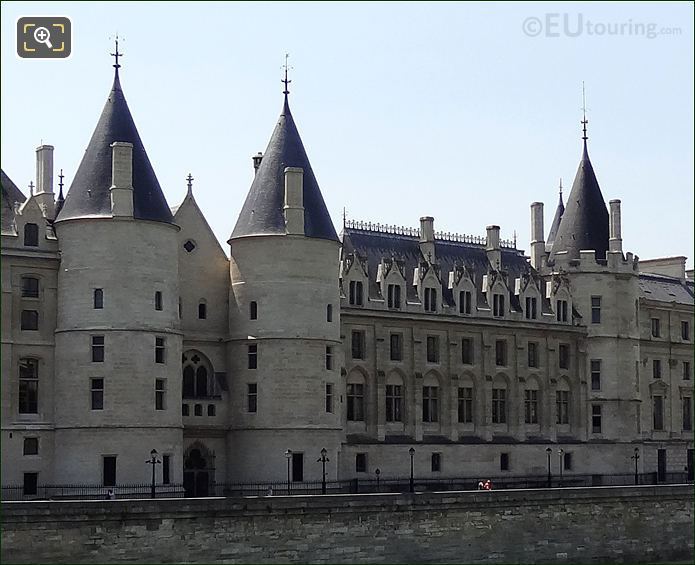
[
  {"xmin": 227, "ymin": 89, "xmax": 343, "ymax": 483},
  {"xmin": 52, "ymin": 54, "xmax": 182, "ymax": 486}
]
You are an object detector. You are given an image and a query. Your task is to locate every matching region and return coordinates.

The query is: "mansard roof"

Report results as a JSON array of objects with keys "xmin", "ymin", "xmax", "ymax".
[
  {"xmin": 549, "ymin": 141, "xmax": 609, "ymax": 262},
  {"xmin": 341, "ymin": 224, "xmax": 532, "ymax": 310},
  {"xmin": 230, "ymin": 96, "xmax": 338, "ymax": 242},
  {"xmin": 546, "ymin": 189, "xmax": 565, "ymax": 250},
  {"xmin": 1, "ymin": 169, "xmax": 26, "ymax": 233},
  {"xmin": 55, "ymin": 70, "xmax": 173, "ymax": 224},
  {"xmin": 638, "ymin": 273, "xmax": 694, "ymax": 306}
]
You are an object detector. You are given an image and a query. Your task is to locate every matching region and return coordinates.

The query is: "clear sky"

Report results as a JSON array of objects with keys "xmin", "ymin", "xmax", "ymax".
[{"xmin": 2, "ymin": 1, "xmax": 693, "ymax": 266}]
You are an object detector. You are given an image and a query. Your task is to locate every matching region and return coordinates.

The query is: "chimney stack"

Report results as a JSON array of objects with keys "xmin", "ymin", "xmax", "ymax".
[
  {"xmin": 530, "ymin": 202, "xmax": 545, "ymax": 269},
  {"xmin": 34, "ymin": 145, "xmax": 55, "ymax": 218},
  {"xmin": 486, "ymin": 225, "xmax": 501, "ymax": 270},
  {"xmin": 284, "ymin": 167, "xmax": 304, "ymax": 235},
  {"xmin": 609, "ymin": 199, "xmax": 622, "ymax": 253},
  {"xmin": 419, "ymin": 216, "xmax": 435, "ymax": 262},
  {"xmin": 109, "ymin": 142, "xmax": 134, "ymax": 218}
]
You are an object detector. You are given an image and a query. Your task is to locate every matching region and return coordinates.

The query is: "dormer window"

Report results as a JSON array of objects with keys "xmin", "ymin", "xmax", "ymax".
[
  {"xmin": 493, "ymin": 293, "xmax": 505, "ymax": 317},
  {"xmin": 24, "ymin": 223, "xmax": 39, "ymax": 247},
  {"xmin": 349, "ymin": 281, "xmax": 364, "ymax": 306},
  {"xmin": 459, "ymin": 290, "xmax": 472, "ymax": 315},
  {"xmin": 424, "ymin": 287, "xmax": 437, "ymax": 313},
  {"xmin": 524, "ymin": 296, "xmax": 537, "ymax": 320},
  {"xmin": 387, "ymin": 284, "xmax": 401, "ymax": 309},
  {"xmin": 556, "ymin": 299, "xmax": 568, "ymax": 322}
]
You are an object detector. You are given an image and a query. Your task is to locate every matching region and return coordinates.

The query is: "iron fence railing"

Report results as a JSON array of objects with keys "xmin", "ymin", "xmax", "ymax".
[{"xmin": 2, "ymin": 472, "xmax": 691, "ymax": 502}]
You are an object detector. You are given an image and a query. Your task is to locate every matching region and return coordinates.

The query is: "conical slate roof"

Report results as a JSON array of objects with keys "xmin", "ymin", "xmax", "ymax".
[
  {"xmin": 230, "ymin": 96, "xmax": 338, "ymax": 242},
  {"xmin": 546, "ymin": 189, "xmax": 565, "ymax": 249},
  {"xmin": 55, "ymin": 70, "xmax": 173, "ymax": 224},
  {"xmin": 549, "ymin": 141, "xmax": 608, "ymax": 262},
  {"xmin": 1, "ymin": 169, "xmax": 26, "ymax": 232}
]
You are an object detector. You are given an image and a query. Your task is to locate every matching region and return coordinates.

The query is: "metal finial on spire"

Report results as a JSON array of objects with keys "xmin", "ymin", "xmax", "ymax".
[
  {"xmin": 186, "ymin": 173, "xmax": 194, "ymax": 195},
  {"xmin": 29, "ymin": 181, "xmax": 34, "ymax": 195},
  {"xmin": 282, "ymin": 53, "xmax": 292, "ymax": 96},
  {"xmin": 559, "ymin": 177, "xmax": 563, "ymax": 195},
  {"xmin": 581, "ymin": 81, "xmax": 588, "ymax": 141},
  {"xmin": 58, "ymin": 169, "xmax": 65, "ymax": 194},
  {"xmin": 342, "ymin": 206, "xmax": 347, "ymax": 227},
  {"xmin": 110, "ymin": 35, "xmax": 123, "ymax": 71}
]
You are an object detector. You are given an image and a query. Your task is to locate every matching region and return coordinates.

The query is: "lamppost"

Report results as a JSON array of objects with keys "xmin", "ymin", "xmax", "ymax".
[
  {"xmin": 631, "ymin": 447, "xmax": 640, "ymax": 485},
  {"xmin": 375, "ymin": 468, "xmax": 381, "ymax": 492},
  {"xmin": 558, "ymin": 449, "xmax": 564, "ymax": 483},
  {"xmin": 546, "ymin": 447, "xmax": 552, "ymax": 488},
  {"xmin": 285, "ymin": 449, "xmax": 292, "ymax": 494},
  {"xmin": 147, "ymin": 449, "xmax": 160, "ymax": 499},
  {"xmin": 317, "ymin": 448, "xmax": 329, "ymax": 495},
  {"xmin": 409, "ymin": 447, "xmax": 415, "ymax": 493}
]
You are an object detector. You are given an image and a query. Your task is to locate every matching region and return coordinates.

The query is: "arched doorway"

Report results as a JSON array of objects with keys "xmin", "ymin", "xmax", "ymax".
[{"xmin": 183, "ymin": 444, "xmax": 214, "ymax": 497}]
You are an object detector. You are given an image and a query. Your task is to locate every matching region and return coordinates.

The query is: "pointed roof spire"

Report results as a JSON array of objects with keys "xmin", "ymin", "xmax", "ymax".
[
  {"xmin": 230, "ymin": 68, "xmax": 338, "ymax": 242},
  {"xmin": 546, "ymin": 178, "xmax": 565, "ymax": 250},
  {"xmin": 55, "ymin": 42, "xmax": 173, "ymax": 224},
  {"xmin": 548, "ymin": 92, "xmax": 609, "ymax": 262},
  {"xmin": 55, "ymin": 168, "xmax": 66, "ymax": 216}
]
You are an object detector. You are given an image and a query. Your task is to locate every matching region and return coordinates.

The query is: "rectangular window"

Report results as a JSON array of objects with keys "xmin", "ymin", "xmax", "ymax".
[
  {"xmin": 424, "ymin": 287, "xmax": 437, "ymax": 312},
  {"xmin": 431, "ymin": 453, "xmax": 442, "ymax": 472},
  {"xmin": 24, "ymin": 223, "xmax": 39, "ymax": 247},
  {"xmin": 154, "ymin": 291, "xmax": 163, "ymax": 311},
  {"xmin": 103, "ymin": 456, "xmax": 117, "ymax": 487},
  {"xmin": 355, "ymin": 453, "xmax": 367, "ymax": 473},
  {"xmin": 162, "ymin": 455, "xmax": 171, "ymax": 485},
  {"xmin": 21, "ymin": 277, "xmax": 39, "ymax": 298},
  {"xmin": 591, "ymin": 404, "xmax": 602, "ymax": 433},
  {"xmin": 94, "ymin": 288, "xmax": 104, "ymax": 309},
  {"xmin": 684, "ymin": 361, "xmax": 691, "ymax": 381},
  {"xmin": 461, "ymin": 337, "xmax": 474, "ymax": 365},
  {"xmin": 591, "ymin": 296, "xmax": 601, "ymax": 324},
  {"xmin": 194, "ymin": 404, "xmax": 203, "ymax": 416},
  {"xmin": 207, "ymin": 404, "xmax": 216, "ymax": 416},
  {"xmin": 385, "ymin": 384, "xmax": 403, "ymax": 422},
  {"xmin": 458, "ymin": 387, "xmax": 473, "ymax": 423},
  {"xmin": 495, "ymin": 340, "xmax": 507, "ymax": 366},
  {"xmin": 249, "ymin": 301, "xmax": 258, "ymax": 320},
  {"xmin": 325, "ymin": 346, "xmax": 333, "ymax": 370},
  {"xmin": 349, "ymin": 280, "xmax": 364, "ymax": 306},
  {"xmin": 556, "ymin": 391, "xmax": 569, "ymax": 424},
  {"xmin": 182, "ymin": 404, "xmax": 189, "ymax": 416},
  {"xmin": 525, "ymin": 296, "xmax": 537, "ymax": 320},
  {"xmin": 422, "ymin": 386, "xmax": 439, "ymax": 422},
  {"xmin": 247, "ymin": 383, "xmax": 257, "ymax": 413},
  {"xmin": 325, "ymin": 383, "xmax": 333, "ymax": 413},
  {"xmin": 653, "ymin": 359, "xmax": 662, "ymax": 379},
  {"xmin": 651, "ymin": 318, "xmax": 661, "ymax": 338},
  {"xmin": 426, "ymin": 335, "xmax": 439, "ymax": 363},
  {"xmin": 558, "ymin": 343, "xmax": 569, "ymax": 370},
  {"xmin": 20, "ymin": 310, "xmax": 38, "ymax": 330},
  {"xmin": 248, "ymin": 344, "xmax": 258, "ymax": 369},
  {"xmin": 500, "ymin": 452, "xmax": 510, "ymax": 471},
  {"xmin": 387, "ymin": 284, "xmax": 401, "ymax": 309},
  {"xmin": 198, "ymin": 302, "xmax": 207, "ymax": 319},
  {"xmin": 23, "ymin": 437, "xmax": 38, "ymax": 456},
  {"xmin": 682, "ymin": 321, "xmax": 690, "ymax": 341},
  {"xmin": 155, "ymin": 337, "xmax": 166, "ymax": 364},
  {"xmin": 18, "ymin": 358, "xmax": 39, "ymax": 414},
  {"xmin": 390, "ymin": 333, "xmax": 403, "ymax": 361},
  {"xmin": 91, "ymin": 335, "xmax": 105, "ymax": 362},
  {"xmin": 23, "ymin": 473, "xmax": 38, "ymax": 496},
  {"xmin": 590, "ymin": 359, "xmax": 601, "ymax": 391},
  {"xmin": 683, "ymin": 397, "xmax": 692, "ymax": 431},
  {"xmin": 459, "ymin": 290, "xmax": 472, "ymax": 315},
  {"xmin": 326, "ymin": 304, "xmax": 333, "ymax": 322},
  {"xmin": 292, "ymin": 452, "xmax": 304, "ymax": 482},
  {"xmin": 563, "ymin": 452, "xmax": 573, "ymax": 471},
  {"xmin": 91, "ymin": 378, "xmax": 104, "ymax": 410},
  {"xmin": 492, "ymin": 388, "xmax": 506, "ymax": 424},
  {"xmin": 527, "ymin": 342, "xmax": 538, "ymax": 368},
  {"xmin": 351, "ymin": 330, "xmax": 365, "ymax": 360},
  {"xmin": 347, "ymin": 383, "xmax": 364, "ymax": 421},
  {"xmin": 524, "ymin": 389, "xmax": 538, "ymax": 424},
  {"xmin": 155, "ymin": 379, "xmax": 166, "ymax": 410},
  {"xmin": 556, "ymin": 299, "xmax": 568, "ymax": 322},
  {"xmin": 653, "ymin": 396, "xmax": 664, "ymax": 430},
  {"xmin": 493, "ymin": 293, "xmax": 505, "ymax": 317}
]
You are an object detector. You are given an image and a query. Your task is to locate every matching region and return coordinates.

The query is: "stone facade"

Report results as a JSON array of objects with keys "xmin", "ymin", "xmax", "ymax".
[
  {"xmin": 1, "ymin": 486, "xmax": 693, "ymax": 564},
  {"xmin": 1, "ymin": 62, "xmax": 693, "ymax": 492}
]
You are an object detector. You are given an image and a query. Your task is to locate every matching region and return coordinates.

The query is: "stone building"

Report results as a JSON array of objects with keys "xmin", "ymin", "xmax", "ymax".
[{"xmin": 1, "ymin": 56, "xmax": 693, "ymax": 495}]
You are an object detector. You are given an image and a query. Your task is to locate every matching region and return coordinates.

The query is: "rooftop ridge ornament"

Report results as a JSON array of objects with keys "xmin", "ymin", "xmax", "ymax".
[
  {"xmin": 282, "ymin": 53, "xmax": 291, "ymax": 97},
  {"xmin": 29, "ymin": 181, "xmax": 34, "ymax": 195},
  {"xmin": 186, "ymin": 173, "xmax": 194, "ymax": 195},
  {"xmin": 581, "ymin": 81, "xmax": 588, "ymax": 142},
  {"xmin": 110, "ymin": 34, "xmax": 123, "ymax": 77}
]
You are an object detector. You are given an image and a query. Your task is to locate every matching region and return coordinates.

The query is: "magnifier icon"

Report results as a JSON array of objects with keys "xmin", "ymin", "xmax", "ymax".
[{"xmin": 33, "ymin": 27, "xmax": 53, "ymax": 49}]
